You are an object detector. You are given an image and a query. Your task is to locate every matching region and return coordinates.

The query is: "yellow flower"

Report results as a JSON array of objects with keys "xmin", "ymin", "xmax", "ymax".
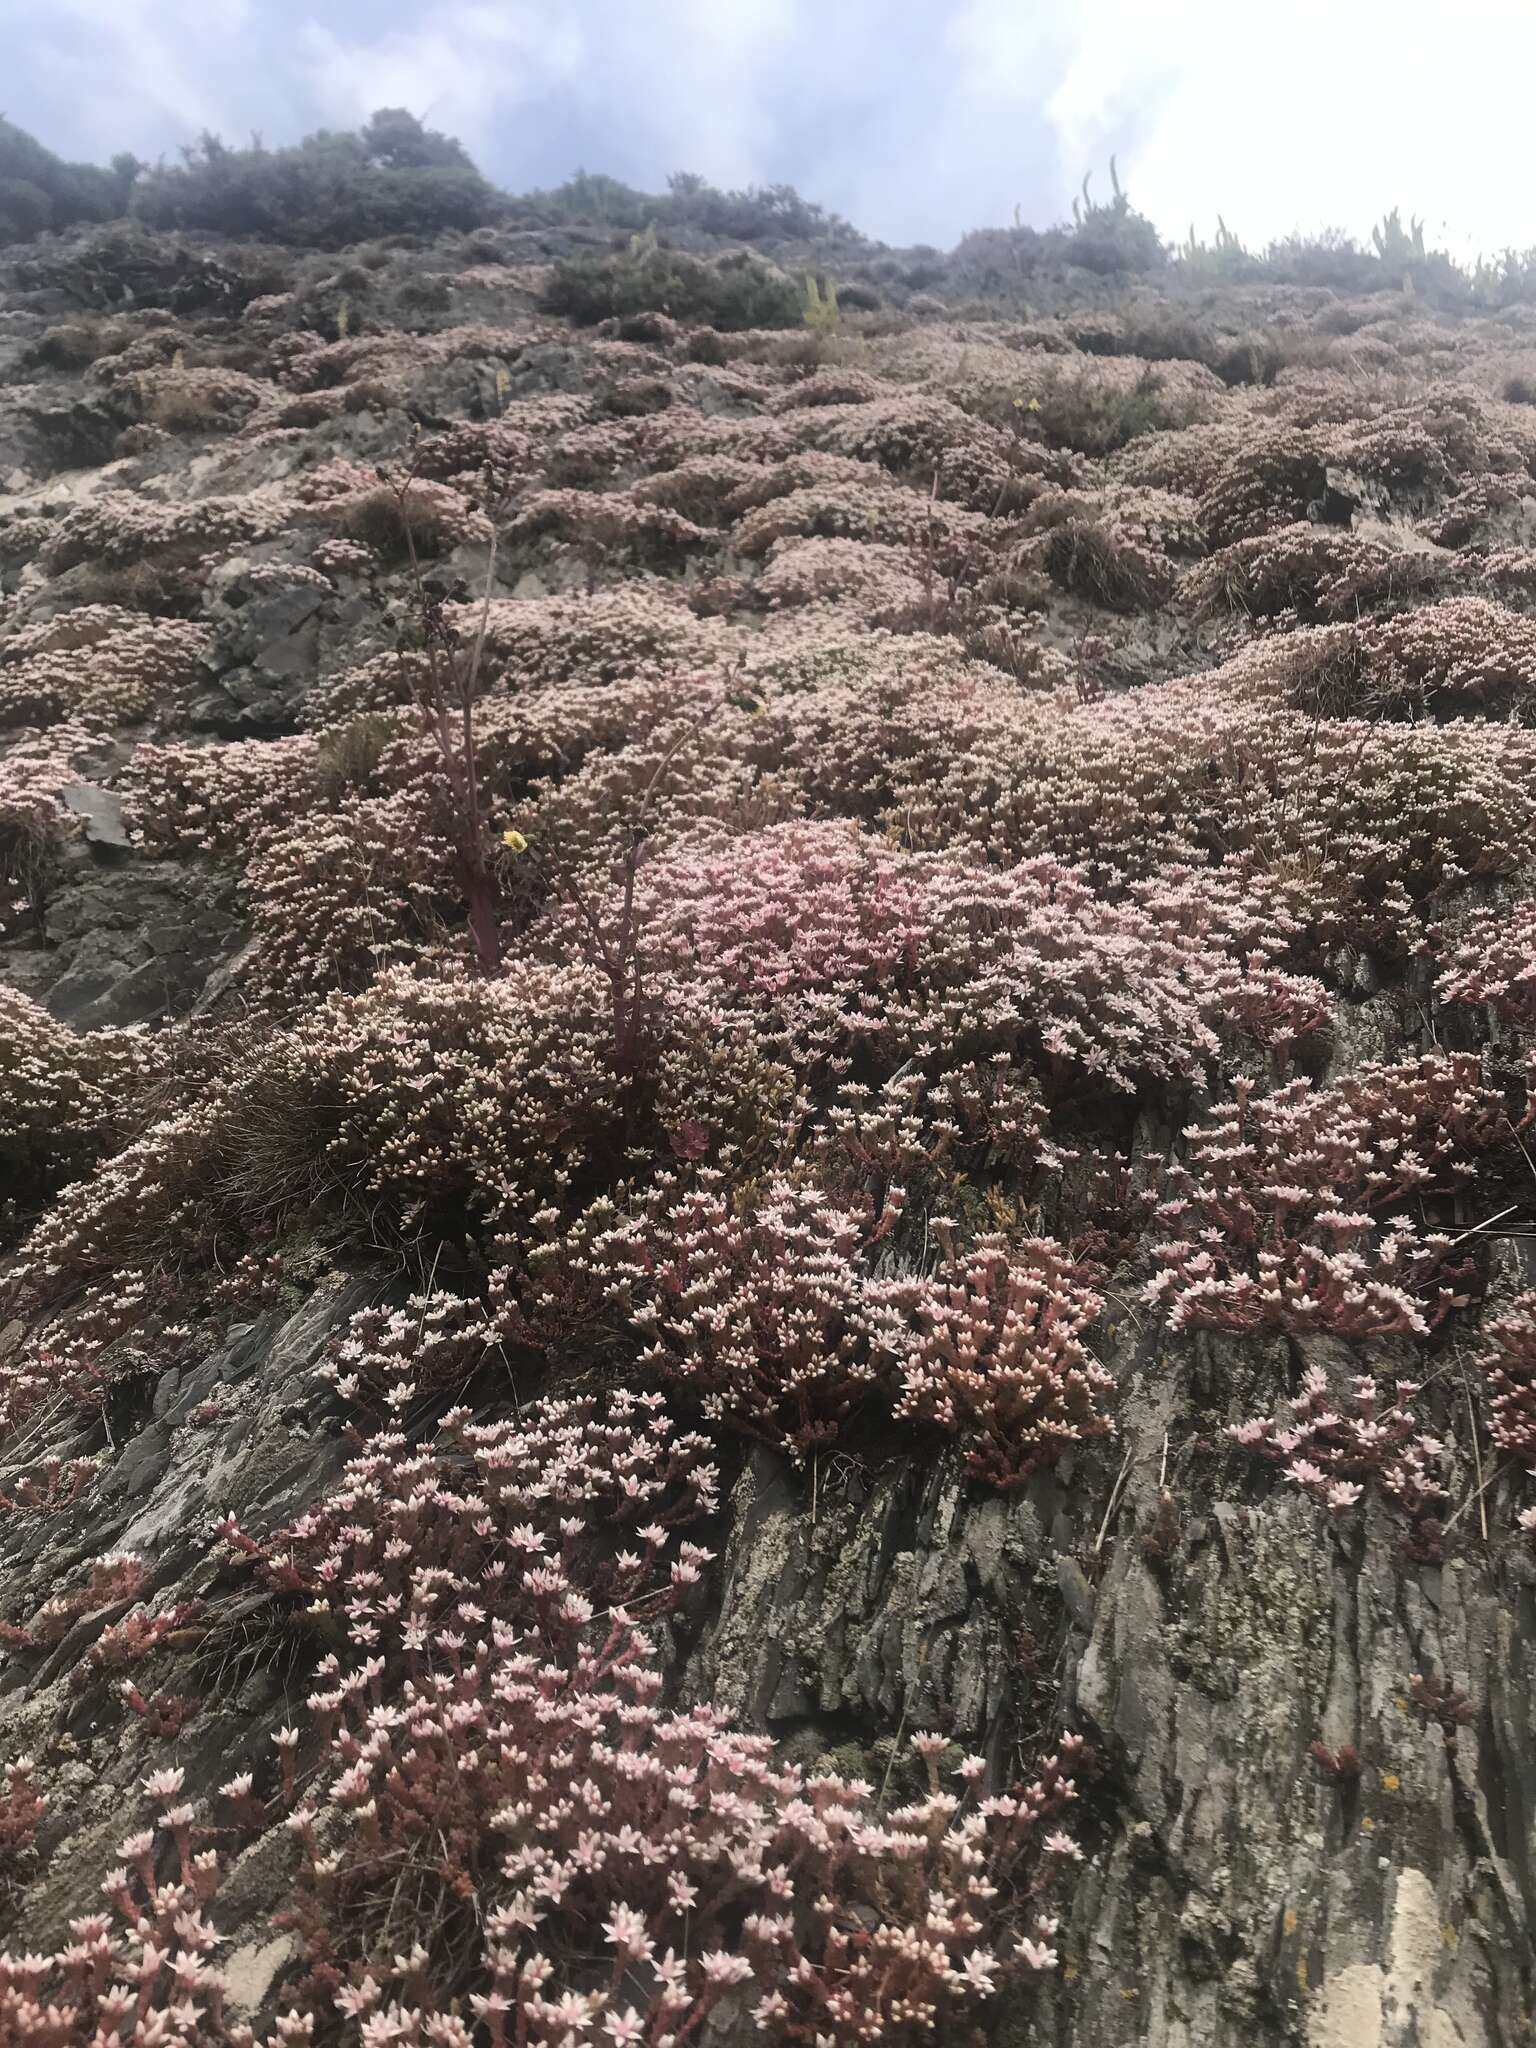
[
  {"xmin": 1027, "ymin": 397, "xmax": 1041, "ymax": 414},
  {"xmin": 501, "ymin": 829, "xmax": 527, "ymax": 853}
]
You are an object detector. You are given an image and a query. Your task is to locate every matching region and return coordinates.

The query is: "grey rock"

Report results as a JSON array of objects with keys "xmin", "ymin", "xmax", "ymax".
[
  {"xmin": 60, "ymin": 782, "xmax": 131, "ymax": 849},
  {"xmin": 16, "ymin": 860, "xmax": 244, "ymax": 1026}
]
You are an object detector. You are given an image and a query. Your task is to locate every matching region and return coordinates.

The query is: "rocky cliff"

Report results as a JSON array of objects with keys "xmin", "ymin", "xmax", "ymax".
[{"xmin": 1, "ymin": 197, "xmax": 1533, "ymax": 2047}]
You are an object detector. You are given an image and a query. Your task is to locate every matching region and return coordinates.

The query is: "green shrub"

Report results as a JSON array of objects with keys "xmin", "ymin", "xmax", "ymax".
[
  {"xmin": 0, "ymin": 118, "xmax": 137, "ymax": 242},
  {"xmin": 0, "ymin": 176, "xmax": 51, "ymax": 243},
  {"xmin": 1173, "ymin": 216, "xmax": 1257, "ymax": 281},
  {"xmin": 1475, "ymin": 249, "xmax": 1536, "ymax": 307},
  {"xmin": 396, "ymin": 275, "xmax": 454, "ymax": 313},
  {"xmin": 945, "ymin": 224, "xmax": 1060, "ymax": 297},
  {"xmin": 536, "ymin": 169, "xmax": 655, "ymax": 228},
  {"xmin": 925, "ymin": 167, "xmax": 1164, "ymax": 299},
  {"xmin": 662, "ymin": 171, "xmax": 860, "ymax": 243},
  {"xmin": 1040, "ymin": 519, "xmax": 1176, "ymax": 612},
  {"xmin": 543, "ymin": 234, "xmax": 803, "ymax": 331},
  {"xmin": 25, "ymin": 321, "xmax": 111, "ymax": 369},
  {"xmin": 1257, "ymin": 230, "xmax": 1383, "ymax": 293},
  {"xmin": 1064, "ymin": 161, "xmax": 1165, "ymax": 274},
  {"xmin": 530, "ymin": 168, "xmax": 859, "ymax": 244},
  {"xmin": 12, "ymin": 223, "xmax": 289, "ymax": 313},
  {"xmin": 132, "ymin": 111, "xmax": 498, "ymax": 248},
  {"xmin": 1030, "ymin": 366, "xmax": 1176, "ymax": 457}
]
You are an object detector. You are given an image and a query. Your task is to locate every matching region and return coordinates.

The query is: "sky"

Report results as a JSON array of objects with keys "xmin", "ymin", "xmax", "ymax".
[{"xmin": 5, "ymin": 0, "xmax": 1536, "ymax": 259}]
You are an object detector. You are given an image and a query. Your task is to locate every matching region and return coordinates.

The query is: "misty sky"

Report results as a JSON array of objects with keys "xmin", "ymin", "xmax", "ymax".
[{"xmin": 6, "ymin": 0, "xmax": 1535, "ymax": 257}]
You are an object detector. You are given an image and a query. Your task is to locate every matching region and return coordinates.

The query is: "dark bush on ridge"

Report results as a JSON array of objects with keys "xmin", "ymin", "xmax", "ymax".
[
  {"xmin": 0, "ymin": 116, "xmax": 138, "ymax": 243},
  {"xmin": 131, "ymin": 110, "xmax": 499, "ymax": 248},
  {"xmin": 530, "ymin": 167, "xmax": 861, "ymax": 245}
]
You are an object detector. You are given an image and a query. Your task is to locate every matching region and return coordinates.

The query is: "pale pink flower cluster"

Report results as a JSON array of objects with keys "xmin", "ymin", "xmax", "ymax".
[
  {"xmin": 1436, "ymin": 896, "xmax": 1536, "ymax": 1030},
  {"xmin": 1148, "ymin": 1056, "xmax": 1501, "ymax": 1337},
  {"xmin": 1195, "ymin": 425, "xmax": 1323, "ymax": 546},
  {"xmin": 0, "ymin": 720, "xmax": 99, "ymax": 925},
  {"xmin": 529, "ymin": 1171, "xmax": 1112, "ymax": 1477},
  {"xmin": 1356, "ymin": 593, "xmax": 1536, "ymax": 712},
  {"xmin": 9, "ymin": 961, "xmax": 626, "ymax": 1314},
  {"xmin": 1417, "ymin": 470, "xmax": 1526, "ymax": 547},
  {"xmin": 1229, "ymin": 1365, "xmax": 1449, "ymax": 1518},
  {"xmin": 0, "ymin": 606, "xmax": 211, "ymax": 728},
  {"xmin": 0, "ymin": 1770, "xmax": 228, "ymax": 2048},
  {"xmin": 1464, "ymin": 542, "xmax": 1536, "ymax": 600},
  {"xmin": 244, "ymin": 786, "xmax": 456, "ymax": 997},
  {"xmin": 0, "ymin": 988, "xmax": 158, "ymax": 1206},
  {"xmin": 126, "ymin": 733, "xmax": 325, "ymax": 856},
  {"xmin": 2, "ymin": 1550, "xmax": 149, "ymax": 1651},
  {"xmin": 507, "ymin": 485, "xmax": 714, "ymax": 562},
  {"xmin": 43, "ymin": 490, "xmax": 279, "ymax": 573},
  {"xmin": 209, "ymin": 1371, "xmax": 1086, "ymax": 2043},
  {"xmin": 729, "ymin": 463, "xmax": 984, "ymax": 555},
  {"xmin": 1180, "ymin": 522, "xmax": 1425, "ymax": 625},
  {"xmin": 458, "ymin": 584, "xmax": 718, "ymax": 686},
  {"xmin": 755, "ymin": 534, "xmax": 932, "ymax": 617},
  {"xmin": 1478, "ymin": 1295, "xmax": 1536, "ymax": 1465},
  {"xmin": 123, "ymin": 361, "xmax": 273, "ymax": 432},
  {"xmin": 789, "ymin": 391, "xmax": 1027, "ymax": 508},
  {"xmin": 795, "ymin": 651, "xmax": 1536, "ymax": 947},
  {"xmin": 632, "ymin": 820, "xmax": 1324, "ymax": 1093},
  {"xmin": 0, "ymin": 1756, "xmax": 45, "ymax": 1861}
]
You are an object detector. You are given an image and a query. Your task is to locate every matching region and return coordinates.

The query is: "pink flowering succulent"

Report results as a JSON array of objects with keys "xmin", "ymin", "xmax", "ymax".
[
  {"xmin": 631, "ymin": 820, "xmax": 1325, "ymax": 1096},
  {"xmin": 883, "ymin": 1234, "xmax": 1115, "ymax": 1487},
  {"xmin": 1148, "ymin": 1056, "xmax": 1501, "ymax": 1338},
  {"xmin": 1229, "ymin": 1366, "xmax": 1449, "ymax": 1518},
  {"xmin": 1477, "ymin": 1297, "xmax": 1536, "ymax": 1539},
  {"xmin": 13, "ymin": 205, "xmax": 1536, "ymax": 2047},
  {"xmin": 212, "ymin": 1370, "xmax": 1089, "ymax": 2042},
  {"xmin": 527, "ymin": 1171, "xmax": 1113, "ymax": 1479},
  {"xmin": 0, "ymin": 720, "xmax": 99, "ymax": 930},
  {"xmin": 0, "ymin": 988, "xmax": 160, "ymax": 1220},
  {"xmin": 1436, "ymin": 898, "xmax": 1536, "ymax": 1032},
  {"xmin": 0, "ymin": 606, "xmax": 211, "ymax": 728},
  {"xmin": 1480, "ymin": 1294, "xmax": 1536, "ymax": 1462}
]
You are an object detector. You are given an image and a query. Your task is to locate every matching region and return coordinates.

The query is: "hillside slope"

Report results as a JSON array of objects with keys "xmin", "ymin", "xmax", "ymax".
[{"xmin": 1, "ymin": 204, "xmax": 1534, "ymax": 2048}]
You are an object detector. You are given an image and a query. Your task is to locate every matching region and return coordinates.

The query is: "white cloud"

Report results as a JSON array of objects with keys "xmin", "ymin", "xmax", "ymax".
[
  {"xmin": 973, "ymin": 0, "xmax": 1536, "ymax": 259},
  {"xmin": 294, "ymin": 0, "xmax": 816, "ymax": 196},
  {"xmin": 595, "ymin": 0, "xmax": 801, "ymax": 186},
  {"xmin": 297, "ymin": 4, "xmax": 587, "ymax": 153},
  {"xmin": 11, "ymin": 0, "xmax": 1536, "ymax": 259},
  {"xmin": 30, "ymin": 0, "xmax": 262, "ymax": 158}
]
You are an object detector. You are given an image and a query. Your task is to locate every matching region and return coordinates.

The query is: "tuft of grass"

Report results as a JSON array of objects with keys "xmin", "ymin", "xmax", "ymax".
[{"xmin": 1041, "ymin": 519, "xmax": 1174, "ymax": 613}]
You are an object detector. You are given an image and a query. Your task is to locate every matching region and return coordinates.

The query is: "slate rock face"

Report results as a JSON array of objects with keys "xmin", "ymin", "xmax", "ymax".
[
  {"xmin": 16, "ymin": 858, "xmax": 244, "ymax": 1026},
  {"xmin": 189, "ymin": 559, "xmax": 346, "ymax": 734},
  {"xmin": 692, "ymin": 1338, "xmax": 1536, "ymax": 2046},
  {"xmin": 0, "ymin": 1277, "xmax": 373, "ymax": 1957}
]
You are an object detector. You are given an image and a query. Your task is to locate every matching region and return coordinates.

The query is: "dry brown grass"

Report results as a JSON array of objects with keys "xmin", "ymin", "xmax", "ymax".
[{"xmin": 1041, "ymin": 518, "xmax": 1175, "ymax": 612}]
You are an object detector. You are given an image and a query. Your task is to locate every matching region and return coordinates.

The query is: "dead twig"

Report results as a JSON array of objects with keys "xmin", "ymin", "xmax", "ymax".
[
  {"xmin": 1093, "ymin": 1444, "xmax": 1136, "ymax": 1555},
  {"xmin": 1459, "ymin": 1373, "xmax": 1490, "ymax": 1543}
]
